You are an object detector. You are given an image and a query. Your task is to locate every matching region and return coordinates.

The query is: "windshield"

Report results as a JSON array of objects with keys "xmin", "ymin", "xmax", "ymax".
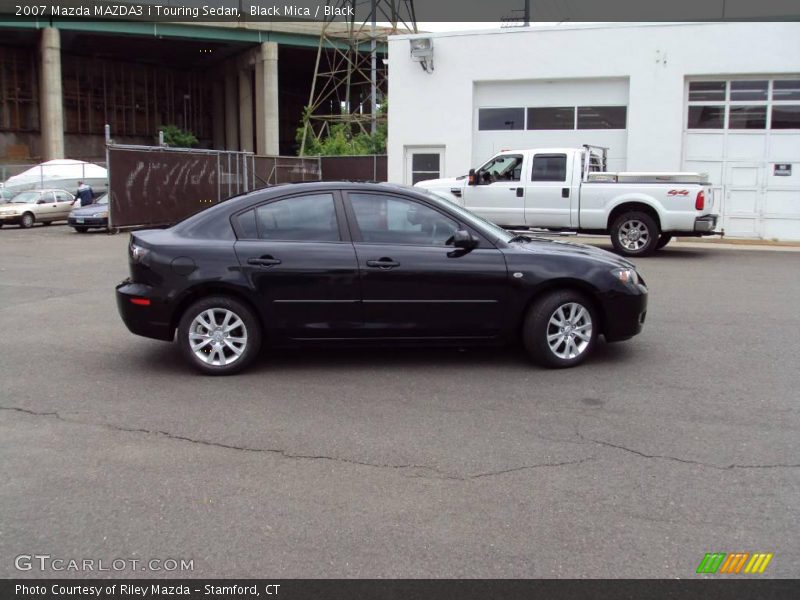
[
  {"xmin": 11, "ymin": 192, "xmax": 40, "ymax": 204},
  {"xmin": 95, "ymin": 194, "xmax": 109, "ymax": 205},
  {"xmin": 414, "ymin": 188, "xmax": 514, "ymax": 243}
]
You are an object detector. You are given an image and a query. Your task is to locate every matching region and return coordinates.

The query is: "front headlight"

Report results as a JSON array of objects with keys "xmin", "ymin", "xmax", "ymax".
[
  {"xmin": 612, "ymin": 268, "xmax": 639, "ymax": 286},
  {"xmin": 92, "ymin": 211, "xmax": 108, "ymax": 218}
]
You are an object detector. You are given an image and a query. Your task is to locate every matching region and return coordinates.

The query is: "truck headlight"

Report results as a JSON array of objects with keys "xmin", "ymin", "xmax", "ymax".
[{"xmin": 612, "ymin": 268, "xmax": 639, "ymax": 285}]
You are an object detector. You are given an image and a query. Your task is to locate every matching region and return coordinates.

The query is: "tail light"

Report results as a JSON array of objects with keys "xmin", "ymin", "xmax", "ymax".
[{"xmin": 695, "ymin": 190, "xmax": 705, "ymax": 211}]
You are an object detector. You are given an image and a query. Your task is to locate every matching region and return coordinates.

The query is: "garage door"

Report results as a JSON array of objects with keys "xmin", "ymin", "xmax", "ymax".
[
  {"xmin": 682, "ymin": 78, "xmax": 800, "ymax": 240},
  {"xmin": 473, "ymin": 78, "xmax": 629, "ymax": 171}
]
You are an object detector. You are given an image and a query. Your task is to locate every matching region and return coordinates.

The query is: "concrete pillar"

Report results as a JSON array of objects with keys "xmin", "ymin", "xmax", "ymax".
[
  {"xmin": 255, "ymin": 42, "xmax": 280, "ymax": 156},
  {"xmin": 224, "ymin": 69, "xmax": 238, "ymax": 150},
  {"xmin": 238, "ymin": 68, "xmax": 254, "ymax": 153},
  {"xmin": 39, "ymin": 28, "xmax": 64, "ymax": 160},
  {"xmin": 212, "ymin": 76, "xmax": 225, "ymax": 150}
]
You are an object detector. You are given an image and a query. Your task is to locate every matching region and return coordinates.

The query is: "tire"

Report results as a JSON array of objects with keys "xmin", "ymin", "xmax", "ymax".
[
  {"xmin": 74, "ymin": 227, "xmax": 89, "ymax": 233},
  {"xmin": 655, "ymin": 233, "xmax": 673, "ymax": 250},
  {"xmin": 177, "ymin": 295, "xmax": 262, "ymax": 375},
  {"xmin": 610, "ymin": 211, "xmax": 659, "ymax": 257},
  {"xmin": 523, "ymin": 290, "xmax": 598, "ymax": 369},
  {"xmin": 20, "ymin": 213, "xmax": 34, "ymax": 229}
]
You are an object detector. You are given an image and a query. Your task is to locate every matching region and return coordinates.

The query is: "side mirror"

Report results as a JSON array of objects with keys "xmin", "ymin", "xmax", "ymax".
[
  {"xmin": 446, "ymin": 229, "xmax": 479, "ymax": 252},
  {"xmin": 467, "ymin": 169, "xmax": 477, "ymax": 186}
]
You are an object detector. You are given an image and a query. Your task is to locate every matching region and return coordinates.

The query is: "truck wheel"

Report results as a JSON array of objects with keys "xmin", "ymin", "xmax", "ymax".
[
  {"xmin": 655, "ymin": 234, "xmax": 673, "ymax": 250},
  {"xmin": 523, "ymin": 290, "xmax": 597, "ymax": 369},
  {"xmin": 610, "ymin": 211, "xmax": 659, "ymax": 257}
]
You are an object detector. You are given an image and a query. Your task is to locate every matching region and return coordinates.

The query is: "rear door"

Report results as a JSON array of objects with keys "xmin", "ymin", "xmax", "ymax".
[
  {"xmin": 462, "ymin": 153, "xmax": 525, "ymax": 226},
  {"xmin": 524, "ymin": 152, "xmax": 574, "ymax": 228},
  {"xmin": 54, "ymin": 191, "xmax": 75, "ymax": 219},
  {"xmin": 343, "ymin": 190, "xmax": 509, "ymax": 339},
  {"xmin": 233, "ymin": 191, "xmax": 362, "ymax": 340}
]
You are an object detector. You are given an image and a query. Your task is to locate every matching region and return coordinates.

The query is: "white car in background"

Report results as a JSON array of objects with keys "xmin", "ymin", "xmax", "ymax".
[{"xmin": 0, "ymin": 189, "xmax": 76, "ymax": 229}]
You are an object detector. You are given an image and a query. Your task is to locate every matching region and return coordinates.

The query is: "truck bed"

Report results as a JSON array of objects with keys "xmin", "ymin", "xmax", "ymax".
[{"xmin": 587, "ymin": 172, "xmax": 710, "ymax": 184}]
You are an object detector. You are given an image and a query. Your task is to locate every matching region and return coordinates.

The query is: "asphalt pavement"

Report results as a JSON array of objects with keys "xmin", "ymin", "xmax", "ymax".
[{"xmin": 1, "ymin": 224, "xmax": 798, "ymax": 578}]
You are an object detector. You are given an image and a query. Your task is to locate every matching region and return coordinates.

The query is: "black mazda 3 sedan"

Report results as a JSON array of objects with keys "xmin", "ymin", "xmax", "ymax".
[{"xmin": 116, "ymin": 182, "xmax": 647, "ymax": 375}]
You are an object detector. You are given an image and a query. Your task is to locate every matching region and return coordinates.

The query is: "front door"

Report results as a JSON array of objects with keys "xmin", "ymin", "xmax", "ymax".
[
  {"xmin": 463, "ymin": 153, "xmax": 525, "ymax": 226},
  {"xmin": 344, "ymin": 190, "xmax": 509, "ymax": 339},
  {"xmin": 524, "ymin": 152, "xmax": 574, "ymax": 228},
  {"xmin": 233, "ymin": 192, "xmax": 361, "ymax": 340},
  {"xmin": 54, "ymin": 190, "xmax": 76, "ymax": 219}
]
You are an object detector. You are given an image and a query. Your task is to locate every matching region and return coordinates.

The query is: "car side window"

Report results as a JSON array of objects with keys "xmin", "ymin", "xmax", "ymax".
[
  {"xmin": 531, "ymin": 154, "xmax": 567, "ymax": 182},
  {"xmin": 56, "ymin": 192, "xmax": 73, "ymax": 203},
  {"xmin": 478, "ymin": 154, "xmax": 523, "ymax": 184},
  {"xmin": 253, "ymin": 193, "xmax": 339, "ymax": 242},
  {"xmin": 349, "ymin": 193, "xmax": 458, "ymax": 246}
]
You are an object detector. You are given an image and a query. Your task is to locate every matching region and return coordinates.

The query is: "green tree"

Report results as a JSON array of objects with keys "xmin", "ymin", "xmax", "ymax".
[
  {"xmin": 158, "ymin": 124, "xmax": 199, "ymax": 148},
  {"xmin": 296, "ymin": 102, "xmax": 387, "ymax": 156}
]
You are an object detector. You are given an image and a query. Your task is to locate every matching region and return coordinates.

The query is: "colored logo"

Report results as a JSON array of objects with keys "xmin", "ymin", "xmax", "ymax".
[
  {"xmin": 696, "ymin": 552, "xmax": 773, "ymax": 574},
  {"xmin": 667, "ymin": 189, "xmax": 690, "ymax": 196}
]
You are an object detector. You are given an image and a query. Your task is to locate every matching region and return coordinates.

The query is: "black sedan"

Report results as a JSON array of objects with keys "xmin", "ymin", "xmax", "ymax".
[
  {"xmin": 116, "ymin": 182, "xmax": 647, "ymax": 375},
  {"xmin": 68, "ymin": 193, "xmax": 108, "ymax": 232}
]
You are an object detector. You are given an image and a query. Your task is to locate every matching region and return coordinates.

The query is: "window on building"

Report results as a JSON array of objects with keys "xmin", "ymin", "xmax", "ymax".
[
  {"xmin": 688, "ymin": 81, "xmax": 726, "ymax": 102},
  {"xmin": 531, "ymin": 154, "xmax": 568, "ymax": 182},
  {"xmin": 478, "ymin": 107, "xmax": 525, "ymax": 130},
  {"xmin": 772, "ymin": 80, "xmax": 800, "ymax": 101},
  {"xmin": 728, "ymin": 105, "xmax": 767, "ymax": 129},
  {"xmin": 526, "ymin": 107, "xmax": 574, "ymax": 130},
  {"xmin": 687, "ymin": 105, "xmax": 725, "ymax": 129},
  {"xmin": 771, "ymin": 106, "xmax": 800, "ymax": 129},
  {"xmin": 730, "ymin": 80, "xmax": 768, "ymax": 102},
  {"xmin": 410, "ymin": 153, "xmax": 441, "ymax": 185},
  {"xmin": 577, "ymin": 106, "xmax": 627, "ymax": 129}
]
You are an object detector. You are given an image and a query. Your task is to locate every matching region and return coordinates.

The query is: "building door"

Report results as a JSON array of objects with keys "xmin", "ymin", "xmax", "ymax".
[{"xmin": 404, "ymin": 146, "xmax": 445, "ymax": 185}]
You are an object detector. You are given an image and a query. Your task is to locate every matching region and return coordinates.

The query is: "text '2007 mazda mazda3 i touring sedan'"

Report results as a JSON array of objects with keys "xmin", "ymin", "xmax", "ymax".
[{"xmin": 116, "ymin": 182, "xmax": 648, "ymax": 375}]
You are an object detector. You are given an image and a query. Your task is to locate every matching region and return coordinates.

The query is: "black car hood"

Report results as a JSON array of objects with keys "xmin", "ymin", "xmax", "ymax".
[{"xmin": 510, "ymin": 237, "xmax": 637, "ymax": 269}]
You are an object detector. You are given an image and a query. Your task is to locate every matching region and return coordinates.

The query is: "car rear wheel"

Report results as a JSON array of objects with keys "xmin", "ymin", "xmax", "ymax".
[
  {"xmin": 74, "ymin": 227, "xmax": 88, "ymax": 233},
  {"xmin": 20, "ymin": 213, "xmax": 34, "ymax": 229},
  {"xmin": 610, "ymin": 211, "xmax": 659, "ymax": 257},
  {"xmin": 177, "ymin": 296, "xmax": 262, "ymax": 375},
  {"xmin": 523, "ymin": 290, "xmax": 597, "ymax": 368}
]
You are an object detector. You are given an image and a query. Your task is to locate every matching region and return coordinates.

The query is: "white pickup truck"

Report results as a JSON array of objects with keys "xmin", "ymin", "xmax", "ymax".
[{"xmin": 415, "ymin": 145, "xmax": 720, "ymax": 257}]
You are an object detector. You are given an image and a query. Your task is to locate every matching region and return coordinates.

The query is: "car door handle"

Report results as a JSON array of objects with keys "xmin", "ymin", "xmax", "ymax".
[
  {"xmin": 366, "ymin": 258, "xmax": 400, "ymax": 269},
  {"xmin": 247, "ymin": 256, "xmax": 281, "ymax": 267},
  {"xmin": 562, "ymin": 187, "xmax": 570, "ymax": 198}
]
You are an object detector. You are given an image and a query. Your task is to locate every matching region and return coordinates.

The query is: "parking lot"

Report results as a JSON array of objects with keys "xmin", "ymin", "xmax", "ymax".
[{"xmin": 1, "ymin": 223, "xmax": 798, "ymax": 578}]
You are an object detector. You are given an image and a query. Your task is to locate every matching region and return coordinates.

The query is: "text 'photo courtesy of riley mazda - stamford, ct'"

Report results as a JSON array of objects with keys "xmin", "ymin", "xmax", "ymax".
[{"xmin": 2, "ymin": 0, "xmax": 800, "ymax": 596}]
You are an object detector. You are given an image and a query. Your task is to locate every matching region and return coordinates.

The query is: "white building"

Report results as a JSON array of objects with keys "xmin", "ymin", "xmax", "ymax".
[{"xmin": 388, "ymin": 22, "xmax": 800, "ymax": 240}]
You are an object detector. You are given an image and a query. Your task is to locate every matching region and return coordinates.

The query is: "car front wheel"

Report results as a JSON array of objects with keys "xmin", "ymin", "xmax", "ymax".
[
  {"xmin": 20, "ymin": 213, "xmax": 34, "ymax": 229},
  {"xmin": 523, "ymin": 290, "xmax": 598, "ymax": 368},
  {"xmin": 177, "ymin": 296, "xmax": 262, "ymax": 375}
]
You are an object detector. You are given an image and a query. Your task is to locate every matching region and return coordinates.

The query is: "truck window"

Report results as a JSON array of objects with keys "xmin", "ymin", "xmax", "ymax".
[
  {"xmin": 477, "ymin": 154, "xmax": 523, "ymax": 184},
  {"xmin": 531, "ymin": 154, "xmax": 567, "ymax": 182}
]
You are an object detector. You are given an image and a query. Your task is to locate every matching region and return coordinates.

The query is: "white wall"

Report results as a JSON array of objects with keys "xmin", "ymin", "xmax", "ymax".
[{"xmin": 388, "ymin": 22, "xmax": 800, "ymax": 182}]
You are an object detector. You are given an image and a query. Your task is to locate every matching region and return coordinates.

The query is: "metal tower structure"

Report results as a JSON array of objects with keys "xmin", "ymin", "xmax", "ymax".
[{"xmin": 299, "ymin": 0, "xmax": 417, "ymax": 155}]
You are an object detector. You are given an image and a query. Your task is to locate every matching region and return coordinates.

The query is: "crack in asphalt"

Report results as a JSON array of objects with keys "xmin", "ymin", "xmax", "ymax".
[
  {"xmin": 575, "ymin": 426, "xmax": 800, "ymax": 470},
  {"xmin": 0, "ymin": 406, "xmax": 593, "ymax": 481}
]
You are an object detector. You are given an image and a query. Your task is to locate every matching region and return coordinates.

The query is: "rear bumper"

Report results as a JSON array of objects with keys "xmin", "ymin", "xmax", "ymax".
[
  {"xmin": 600, "ymin": 286, "xmax": 648, "ymax": 342},
  {"xmin": 694, "ymin": 214, "xmax": 719, "ymax": 233},
  {"xmin": 116, "ymin": 280, "xmax": 174, "ymax": 341}
]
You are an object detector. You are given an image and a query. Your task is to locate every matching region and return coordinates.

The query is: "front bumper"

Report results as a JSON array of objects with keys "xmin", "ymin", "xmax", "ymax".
[
  {"xmin": 694, "ymin": 214, "xmax": 719, "ymax": 233},
  {"xmin": 69, "ymin": 216, "xmax": 108, "ymax": 228},
  {"xmin": 116, "ymin": 280, "xmax": 175, "ymax": 341},
  {"xmin": 0, "ymin": 215, "xmax": 22, "ymax": 224},
  {"xmin": 600, "ymin": 285, "xmax": 648, "ymax": 342}
]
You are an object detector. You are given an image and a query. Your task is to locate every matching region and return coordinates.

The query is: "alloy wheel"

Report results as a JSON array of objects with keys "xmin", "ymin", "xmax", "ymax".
[
  {"xmin": 188, "ymin": 308, "xmax": 248, "ymax": 367},
  {"xmin": 546, "ymin": 302, "xmax": 593, "ymax": 360},
  {"xmin": 617, "ymin": 219, "xmax": 650, "ymax": 252}
]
